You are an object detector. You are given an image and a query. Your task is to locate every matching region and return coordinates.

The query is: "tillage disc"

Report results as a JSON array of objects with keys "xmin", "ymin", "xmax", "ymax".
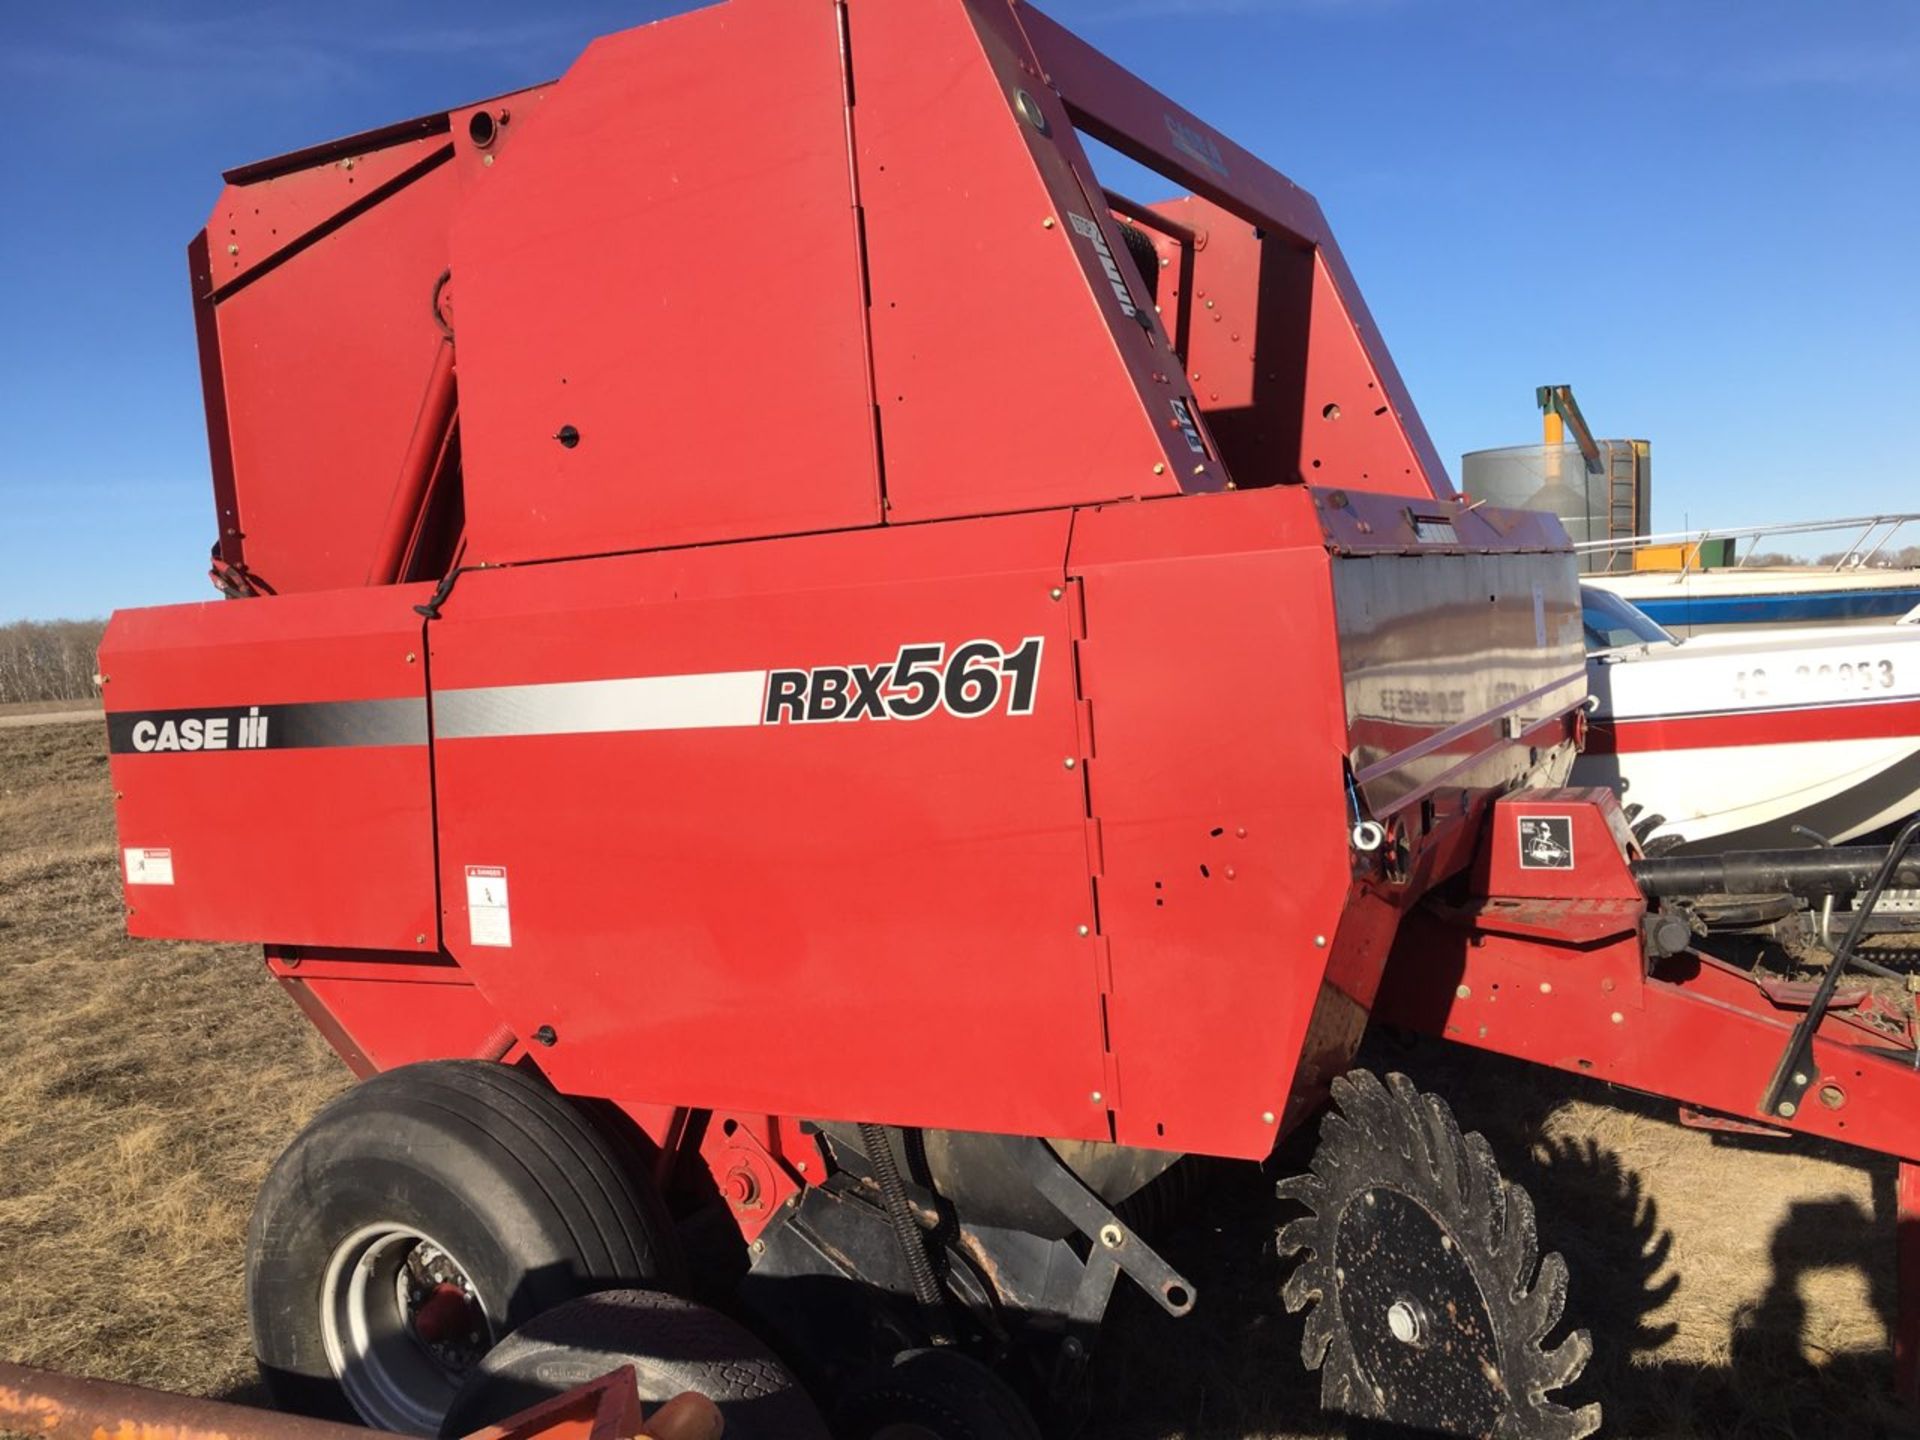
[{"xmin": 1276, "ymin": 1071, "xmax": 1600, "ymax": 1440}]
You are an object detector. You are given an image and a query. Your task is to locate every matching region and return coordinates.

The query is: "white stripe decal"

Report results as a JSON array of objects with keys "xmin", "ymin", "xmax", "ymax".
[{"xmin": 435, "ymin": 670, "xmax": 770, "ymax": 739}]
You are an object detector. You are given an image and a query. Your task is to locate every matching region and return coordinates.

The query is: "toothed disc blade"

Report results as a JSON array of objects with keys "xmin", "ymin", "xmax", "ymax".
[{"xmin": 1275, "ymin": 1071, "xmax": 1599, "ymax": 1440}]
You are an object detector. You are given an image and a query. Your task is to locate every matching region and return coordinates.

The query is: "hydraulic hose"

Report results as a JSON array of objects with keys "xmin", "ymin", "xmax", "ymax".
[
  {"xmin": 858, "ymin": 1122, "xmax": 953, "ymax": 1344},
  {"xmin": 1632, "ymin": 845, "xmax": 1920, "ymax": 899}
]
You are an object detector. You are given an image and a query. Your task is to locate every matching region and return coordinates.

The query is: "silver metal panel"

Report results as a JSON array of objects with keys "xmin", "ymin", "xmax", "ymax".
[{"xmin": 1333, "ymin": 551, "xmax": 1587, "ymax": 816}]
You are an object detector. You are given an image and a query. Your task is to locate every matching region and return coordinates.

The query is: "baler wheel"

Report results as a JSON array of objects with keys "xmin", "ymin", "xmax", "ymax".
[
  {"xmin": 835, "ymin": 1349, "xmax": 1043, "ymax": 1440},
  {"xmin": 246, "ymin": 1060, "xmax": 682, "ymax": 1436},
  {"xmin": 439, "ymin": 1289, "xmax": 831, "ymax": 1440},
  {"xmin": 1276, "ymin": 1071, "xmax": 1599, "ymax": 1440}
]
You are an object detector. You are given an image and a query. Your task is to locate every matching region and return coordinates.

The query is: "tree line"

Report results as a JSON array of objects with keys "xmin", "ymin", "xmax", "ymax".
[
  {"xmin": 1741, "ymin": 545, "xmax": 1920, "ymax": 570},
  {"xmin": 0, "ymin": 619, "xmax": 107, "ymax": 705}
]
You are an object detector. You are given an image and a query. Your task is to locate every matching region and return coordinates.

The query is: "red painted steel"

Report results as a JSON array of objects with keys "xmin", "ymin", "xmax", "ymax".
[
  {"xmin": 1377, "ymin": 794, "xmax": 1920, "ymax": 1162},
  {"xmin": 701, "ymin": 1113, "xmax": 822, "ymax": 1243},
  {"xmin": 0, "ymin": 1357, "xmax": 672, "ymax": 1440},
  {"xmin": 426, "ymin": 513, "xmax": 1113, "ymax": 1141},
  {"xmin": 367, "ymin": 338, "xmax": 457, "ymax": 586},
  {"xmin": 280, "ymin": 972, "xmax": 509, "ymax": 1076},
  {"xmin": 450, "ymin": 0, "xmax": 881, "ymax": 565},
  {"xmin": 1067, "ymin": 489, "xmax": 1357, "ymax": 1155},
  {"xmin": 1016, "ymin": 1, "xmax": 1453, "ymax": 499},
  {"xmin": 208, "ymin": 162, "xmax": 460, "ymax": 596},
  {"xmin": 850, "ymin": 0, "xmax": 1215, "ymax": 519},
  {"xmin": 1146, "ymin": 197, "xmax": 1438, "ymax": 495},
  {"xmin": 101, "ymin": 588, "xmax": 439, "ymax": 951},
  {"xmin": 207, "ymin": 125, "xmax": 452, "ymax": 290}
]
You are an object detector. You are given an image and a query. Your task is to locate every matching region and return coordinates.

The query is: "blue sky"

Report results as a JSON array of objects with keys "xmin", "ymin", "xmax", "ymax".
[{"xmin": 1, "ymin": 0, "xmax": 1915, "ymax": 620}]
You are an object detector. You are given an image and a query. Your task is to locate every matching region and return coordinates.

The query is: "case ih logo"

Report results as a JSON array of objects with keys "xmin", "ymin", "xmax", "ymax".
[
  {"xmin": 127, "ymin": 707, "xmax": 270, "ymax": 752},
  {"xmin": 108, "ymin": 698, "xmax": 426, "ymax": 754},
  {"xmin": 765, "ymin": 639, "xmax": 1043, "ymax": 724}
]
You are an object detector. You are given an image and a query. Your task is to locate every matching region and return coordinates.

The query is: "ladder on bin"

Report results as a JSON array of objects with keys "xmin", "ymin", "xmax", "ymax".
[{"xmin": 1605, "ymin": 440, "xmax": 1643, "ymax": 543}]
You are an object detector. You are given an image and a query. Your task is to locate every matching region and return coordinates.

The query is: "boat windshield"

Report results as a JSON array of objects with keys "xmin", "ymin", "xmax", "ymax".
[{"xmin": 1581, "ymin": 586, "xmax": 1676, "ymax": 653}]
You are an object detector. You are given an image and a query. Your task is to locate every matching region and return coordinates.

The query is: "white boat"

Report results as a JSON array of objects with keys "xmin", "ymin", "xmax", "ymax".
[
  {"xmin": 1582, "ymin": 514, "xmax": 1920, "ymax": 638},
  {"xmin": 1571, "ymin": 586, "xmax": 1920, "ymax": 852}
]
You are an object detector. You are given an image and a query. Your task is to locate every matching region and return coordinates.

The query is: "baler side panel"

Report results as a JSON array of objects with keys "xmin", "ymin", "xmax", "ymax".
[
  {"xmin": 1068, "ymin": 489, "xmax": 1357, "ymax": 1159},
  {"xmin": 849, "ymin": 0, "xmax": 1210, "ymax": 521},
  {"xmin": 100, "ymin": 587, "xmax": 442, "ymax": 951},
  {"xmin": 207, "ymin": 125, "xmax": 453, "ymax": 289},
  {"xmin": 208, "ymin": 158, "xmax": 460, "ymax": 596},
  {"xmin": 426, "ymin": 513, "xmax": 1115, "ymax": 1141},
  {"xmin": 450, "ymin": 0, "xmax": 882, "ymax": 566}
]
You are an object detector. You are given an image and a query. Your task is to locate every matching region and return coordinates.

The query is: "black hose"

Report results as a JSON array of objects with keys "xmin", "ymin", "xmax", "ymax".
[
  {"xmin": 1633, "ymin": 845, "xmax": 1920, "ymax": 899},
  {"xmin": 858, "ymin": 1122, "xmax": 952, "ymax": 1344}
]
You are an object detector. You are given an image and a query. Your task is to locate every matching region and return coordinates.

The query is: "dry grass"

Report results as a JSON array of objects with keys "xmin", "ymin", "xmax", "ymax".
[
  {"xmin": 0, "ymin": 723, "xmax": 346, "ymax": 1400},
  {"xmin": 0, "ymin": 721, "xmax": 1914, "ymax": 1436},
  {"xmin": 0, "ymin": 701, "xmax": 101, "ymax": 720}
]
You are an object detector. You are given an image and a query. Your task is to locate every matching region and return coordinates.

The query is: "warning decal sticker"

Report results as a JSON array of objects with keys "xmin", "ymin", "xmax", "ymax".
[
  {"xmin": 1517, "ymin": 816, "xmax": 1575, "ymax": 871},
  {"xmin": 465, "ymin": 865, "xmax": 512, "ymax": 948},
  {"xmin": 124, "ymin": 847, "xmax": 174, "ymax": 886}
]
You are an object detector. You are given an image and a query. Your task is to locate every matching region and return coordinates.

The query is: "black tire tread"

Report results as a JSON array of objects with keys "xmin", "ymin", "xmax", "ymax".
[
  {"xmin": 455, "ymin": 1063, "xmax": 662, "ymax": 1275},
  {"xmin": 246, "ymin": 1060, "xmax": 682, "ymax": 1429},
  {"xmin": 402, "ymin": 1062, "xmax": 667, "ymax": 1283}
]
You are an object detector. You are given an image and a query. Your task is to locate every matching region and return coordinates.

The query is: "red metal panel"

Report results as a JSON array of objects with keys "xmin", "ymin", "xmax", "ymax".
[
  {"xmin": 207, "ymin": 128, "xmax": 452, "ymax": 289},
  {"xmin": 1067, "ymin": 489, "xmax": 1361, "ymax": 1158},
  {"xmin": 1019, "ymin": 1, "xmax": 1452, "ymax": 499},
  {"xmin": 449, "ymin": 0, "xmax": 880, "ymax": 565},
  {"xmin": 1476, "ymin": 789, "xmax": 1640, "ymax": 897},
  {"xmin": 849, "ymin": 0, "xmax": 1208, "ymax": 522},
  {"xmin": 282, "ymin": 972, "xmax": 508, "ymax": 1076},
  {"xmin": 1378, "ymin": 909, "xmax": 1920, "ymax": 1161},
  {"xmin": 210, "ymin": 162, "xmax": 459, "ymax": 595},
  {"xmin": 100, "ymin": 588, "xmax": 439, "ymax": 950},
  {"xmin": 1378, "ymin": 794, "xmax": 1920, "ymax": 1162},
  {"xmin": 1144, "ymin": 198, "xmax": 1436, "ymax": 496},
  {"xmin": 426, "ymin": 513, "xmax": 1113, "ymax": 1140}
]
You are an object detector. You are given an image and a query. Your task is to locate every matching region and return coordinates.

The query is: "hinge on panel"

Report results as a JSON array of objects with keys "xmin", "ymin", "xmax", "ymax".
[{"xmin": 1064, "ymin": 575, "xmax": 1117, "ymax": 1117}]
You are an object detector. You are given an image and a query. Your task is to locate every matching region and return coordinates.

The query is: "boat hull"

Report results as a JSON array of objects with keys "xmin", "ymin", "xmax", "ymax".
[{"xmin": 1576, "ymin": 623, "xmax": 1920, "ymax": 850}]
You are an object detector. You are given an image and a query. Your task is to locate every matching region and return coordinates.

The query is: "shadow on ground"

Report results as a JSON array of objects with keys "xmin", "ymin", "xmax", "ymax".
[{"xmin": 1087, "ymin": 1035, "xmax": 1917, "ymax": 1440}]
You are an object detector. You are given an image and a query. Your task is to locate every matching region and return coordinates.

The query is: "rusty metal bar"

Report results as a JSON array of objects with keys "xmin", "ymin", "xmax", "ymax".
[{"xmin": 0, "ymin": 1362, "xmax": 374, "ymax": 1440}]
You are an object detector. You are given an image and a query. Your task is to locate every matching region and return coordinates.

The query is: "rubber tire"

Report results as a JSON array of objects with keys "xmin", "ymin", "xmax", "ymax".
[
  {"xmin": 247, "ymin": 1060, "xmax": 682, "ymax": 1430},
  {"xmin": 440, "ymin": 1290, "xmax": 831, "ymax": 1440},
  {"xmin": 836, "ymin": 1350, "xmax": 1043, "ymax": 1440}
]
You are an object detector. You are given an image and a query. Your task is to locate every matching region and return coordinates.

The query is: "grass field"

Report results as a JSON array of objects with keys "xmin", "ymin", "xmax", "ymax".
[
  {"xmin": 0, "ymin": 700, "xmax": 98, "ymax": 718},
  {"xmin": 1, "ymin": 719, "xmax": 1914, "ymax": 1437}
]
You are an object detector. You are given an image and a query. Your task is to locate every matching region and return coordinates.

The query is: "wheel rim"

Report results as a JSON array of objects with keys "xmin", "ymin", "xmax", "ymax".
[{"xmin": 320, "ymin": 1223, "xmax": 494, "ymax": 1435}]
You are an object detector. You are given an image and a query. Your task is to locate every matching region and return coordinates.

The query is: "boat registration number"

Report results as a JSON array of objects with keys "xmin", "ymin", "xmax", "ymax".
[{"xmin": 1733, "ymin": 659, "xmax": 1897, "ymax": 701}]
